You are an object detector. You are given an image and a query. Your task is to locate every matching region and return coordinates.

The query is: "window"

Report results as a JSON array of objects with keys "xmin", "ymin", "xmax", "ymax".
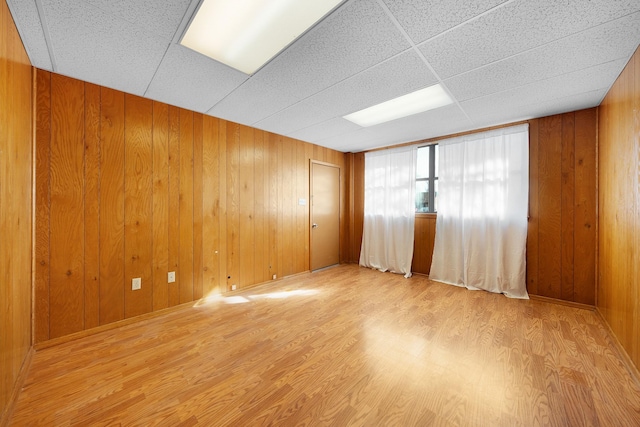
[{"xmin": 415, "ymin": 144, "xmax": 438, "ymax": 213}]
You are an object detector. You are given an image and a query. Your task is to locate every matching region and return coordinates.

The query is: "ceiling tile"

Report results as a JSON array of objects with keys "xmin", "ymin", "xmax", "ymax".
[
  {"xmin": 6, "ymin": 0, "xmax": 52, "ymax": 69},
  {"xmin": 84, "ymin": 0, "xmax": 192, "ymax": 40},
  {"xmin": 206, "ymin": 78, "xmax": 301, "ymax": 126},
  {"xmin": 445, "ymin": 12, "xmax": 640, "ymax": 102},
  {"xmin": 461, "ymin": 59, "xmax": 626, "ymax": 121},
  {"xmin": 251, "ymin": 0, "xmax": 411, "ymax": 103},
  {"xmin": 420, "ymin": 0, "xmax": 640, "ymax": 79},
  {"xmin": 303, "ymin": 50, "xmax": 438, "ymax": 121},
  {"xmin": 145, "ymin": 44, "xmax": 247, "ymax": 113},
  {"xmin": 382, "ymin": 0, "xmax": 508, "ymax": 44},
  {"xmin": 254, "ymin": 101, "xmax": 326, "ymax": 136},
  {"xmin": 470, "ymin": 89, "xmax": 606, "ymax": 129},
  {"xmin": 41, "ymin": 0, "xmax": 169, "ymax": 96},
  {"xmin": 287, "ymin": 117, "xmax": 362, "ymax": 143}
]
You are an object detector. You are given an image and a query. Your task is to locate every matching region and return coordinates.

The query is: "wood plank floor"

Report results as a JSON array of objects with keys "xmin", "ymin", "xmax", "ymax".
[{"xmin": 10, "ymin": 265, "xmax": 640, "ymax": 426}]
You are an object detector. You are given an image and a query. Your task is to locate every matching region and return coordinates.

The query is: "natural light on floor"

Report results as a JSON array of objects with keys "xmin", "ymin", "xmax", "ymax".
[{"xmin": 194, "ymin": 288, "xmax": 320, "ymax": 307}]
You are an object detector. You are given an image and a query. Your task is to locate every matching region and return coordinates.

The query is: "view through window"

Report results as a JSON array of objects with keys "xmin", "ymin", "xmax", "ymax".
[{"xmin": 415, "ymin": 144, "xmax": 438, "ymax": 213}]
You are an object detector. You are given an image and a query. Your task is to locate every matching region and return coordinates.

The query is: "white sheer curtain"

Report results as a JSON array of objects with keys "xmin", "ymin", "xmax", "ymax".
[
  {"xmin": 359, "ymin": 146, "xmax": 417, "ymax": 278},
  {"xmin": 430, "ymin": 124, "xmax": 529, "ymax": 298}
]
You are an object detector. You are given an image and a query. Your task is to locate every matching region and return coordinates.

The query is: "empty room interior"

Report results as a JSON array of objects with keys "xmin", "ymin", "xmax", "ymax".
[{"xmin": 2, "ymin": 0, "xmax": 640, "ymax": 425}]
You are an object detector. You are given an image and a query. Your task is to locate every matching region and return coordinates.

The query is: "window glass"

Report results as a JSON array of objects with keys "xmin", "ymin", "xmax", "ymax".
[
  {"xmin": 416, "ymin": 146, "xmax": 430, "ymax": 179},
  {"xmin": 415, "ymin": 144, "xmax": 438, "ymax": 213},
  {"xmin": 415, "ymin": 180, "xmax": 429, "ymax": 212}
]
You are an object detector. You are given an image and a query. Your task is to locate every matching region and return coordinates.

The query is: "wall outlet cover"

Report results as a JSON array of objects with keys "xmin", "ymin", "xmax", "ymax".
[
  {"xmin": 132, "ymin": 277, "xmax": 141, "ymax": 290},
  {"xmin": 168, "ymin": 271, "xmax": 176, "ymax": 283}
]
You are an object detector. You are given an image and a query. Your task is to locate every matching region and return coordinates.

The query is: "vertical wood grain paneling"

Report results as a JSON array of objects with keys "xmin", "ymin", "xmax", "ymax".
[
  {"xmin": 179, "ymin": 109, "xmax": 194, "ymax": 303},
  {"xmin": 84, "ymin": 83, "xmax": 101, "ymax": 329},
  {"xmin": 202, "ymin": 116, "xmax": 219, "ymax": 297},
  {"xmin": 527, "ymin": 120, "xmax": 539, "ymax": 296},
  {"xmin": 269, "ymin": 134, "xmax": 279, "ymax": 279},
  {"xmin": 152, "ymin": 101, "xmax": 169, "ymax": 311},
  {"xmin": 573, "ymin": 108, "xmax": 596, "ymax": 305},
  {"xmin": 598, "ymin": 46, "xmax": 640, "ymax": 371},
  {"xmin": 561, "ymin": 113, "xmax": 576, "ymax": 301},
  {"xmin": 239, "ymin": 126, "xmax": 255, "ymax": 288},
  {"xmin": 167, "ymin": 106, "xmax": 180, "ymax": 307},
  {"xmin": 254, "ymin": 130, "xmax": 268, "ymax": 283},
  {"xmin": 49, "ymin": 74, "xmax": 85, "ymax": 338},
  {"xmin": 35, "ymin": 70, "xmax": 50, "ymax": 343},
  {"xmin": 412, "ymin": 216, "xmax": 437, "ymax": 275},
  {"xmin": 193, "ymin": 113, "xmax": 204, "ymax": 300},
  {"xmin": 537, "ymin": 115, "xmax": 563, "ymax": 299},
  {"xmin": 34, "ymin": 73, "xmax": 348, "ymax": 342},
  {"xmin": 99, "ymin": 87, "xmax": 125, "ymax": 325},
  {"xmin": 0, "ymin": 0, "xmax": 32, "ymax": 417},
  {"xmin": 226, "ymin": 122, "xmax": 240, "ymax": 290},
  {"xmin": 124, "ymin": 94, "xmax": 153, "ymax": 318}
]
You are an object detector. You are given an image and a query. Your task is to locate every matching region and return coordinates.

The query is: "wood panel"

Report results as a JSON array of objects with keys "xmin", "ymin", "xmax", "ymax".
[
  {"xmin": 179, "ymin": 109, "xmax": 194, "ymax": 303},
  {"xmin": 167, "ymin": 106, "xmax": 180, "ymax": 307},
  {"xmin": 598, "ymin": 45, "xmax": 640, "ymax": 371},
  {"xmin": 33, "ymin": 71, "xmax": 348, "ymax": 341},
  {"xmin": 0, "ymin": 0, "xmax": 33, "ymax": 419},
  {"xmin": 99, "ymin": 87, "xmax": 125, "ymax": 325},
  {"xmin": 412, "ymin": 215, "xmax": 437, "ymax": 275},
  {"xmin": 34, "ymin": 70, "xmax": 51, "ymax": 343},
  {"xmin": 152, "ymin": 101, "xmax": 169, "ymax": 311},
  {"xmin": 84, "ymin": 83, "xmax": 101, "ymax": 330},
  {"xmin": 124, "ymin": 94, "xmax": 153, "ymax": 318},
  {"xmin": 49, "ymin": 73, "xmax": 85, "ymax": 338}
]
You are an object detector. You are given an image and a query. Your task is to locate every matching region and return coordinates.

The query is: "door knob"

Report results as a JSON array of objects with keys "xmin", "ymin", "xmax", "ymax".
[{"xmin": 312, "ymin": 223, "xmax": 318, "ymax": 228}]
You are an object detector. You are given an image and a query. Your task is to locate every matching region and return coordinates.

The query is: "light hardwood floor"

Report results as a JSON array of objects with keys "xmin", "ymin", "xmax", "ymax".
[{"xmin": 10, "ymin": 265, "xmax": 640, "ymax": 426}]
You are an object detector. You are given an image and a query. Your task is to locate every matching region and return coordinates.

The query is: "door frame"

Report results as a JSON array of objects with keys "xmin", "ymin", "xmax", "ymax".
[{"xmin": 310, "ymin": 160, "xmax": 341, "ymax": 271}]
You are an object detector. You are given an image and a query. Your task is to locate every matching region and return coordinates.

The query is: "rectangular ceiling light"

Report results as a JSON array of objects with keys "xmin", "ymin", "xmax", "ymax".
[
  {"xmin": 181, "ymin": 0, "xmax": 342, "ymax": 75},
  {"xmin": 343, "ymin": 84, "xmax": 453, "ymax": 127}
]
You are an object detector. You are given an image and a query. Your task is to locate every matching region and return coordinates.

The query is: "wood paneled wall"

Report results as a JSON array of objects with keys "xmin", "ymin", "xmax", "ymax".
[
  {"xmin": 347, "ymin": 110, "xmax": 598, "ymax": 304},
  {"xmin": 527, "ymin": 108, "xmax": 597, "ymax": 304},
  {"xmin": 598, "ymin": 46, "xmax": 640, "ymax": 370},
  {"xmin": 0, "ymin": 0, "xmax": 33, "ymax": 420},
  {"xmin": 35, "ymin": 70, "xmax": 347, "ymax": 342}
]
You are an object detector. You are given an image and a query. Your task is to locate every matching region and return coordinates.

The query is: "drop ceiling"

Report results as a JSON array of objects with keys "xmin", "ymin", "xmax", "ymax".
[{"xmin": 8, "ymin": 0, "xmax": 640, "ymax": 152}]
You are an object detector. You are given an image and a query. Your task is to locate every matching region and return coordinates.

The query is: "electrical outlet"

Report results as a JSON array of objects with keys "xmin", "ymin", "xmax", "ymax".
[
  {"xmin": 272, "ymin": 274, "xmax": 277, "ymax": 280},
  {"xmin": 168, "ymin": 271, "xmax": 176, "ymax": 283},
  {"xmin": 132, "ymin": 277, "xmax": 141, "ymax": 290},
  {"xmin": 231, "ymin": 284, "xmax": 237, "ymax": 291}
]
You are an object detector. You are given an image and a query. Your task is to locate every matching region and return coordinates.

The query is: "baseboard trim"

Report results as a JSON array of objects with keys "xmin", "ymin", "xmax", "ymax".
[
  {"xmin": 528, "ymin": 294, "xmax": 596, "ymax": 311},
  {"xmin": 595, "ymin": 308, "xmax": 640, "ymax": 389},
  {"xmin": 0, "ymin": 346, "xmax": 34, "ymax": 426}
]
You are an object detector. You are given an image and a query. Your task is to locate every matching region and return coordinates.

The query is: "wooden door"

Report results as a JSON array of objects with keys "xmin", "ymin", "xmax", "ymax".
[{"xmin": 311, "ymin": 161, "xmax": 340, "ymax": 271}]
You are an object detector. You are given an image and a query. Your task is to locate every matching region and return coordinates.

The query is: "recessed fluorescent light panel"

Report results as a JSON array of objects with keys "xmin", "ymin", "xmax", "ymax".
[
  {"xmin": 343, "ymin": 85, "xmax": 453, "ymax": 127},
  {"xmin": 181, "ymin": 0, "xmax": 342, "ymax": 75}
]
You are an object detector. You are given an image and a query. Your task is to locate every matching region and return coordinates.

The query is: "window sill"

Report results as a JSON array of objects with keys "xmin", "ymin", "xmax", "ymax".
[{"xmin": 415, "ymin": 212, "xmax": 437, "ymax": 218}]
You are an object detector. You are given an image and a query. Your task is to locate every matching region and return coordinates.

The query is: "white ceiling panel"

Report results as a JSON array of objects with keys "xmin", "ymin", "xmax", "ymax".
[
  {"xmin": 470, "ymin": 89, "xmax": 607, "ymax": 130},
  {"xmin": 461, "ymin": 59, "xmax": 626, "ymax": 121},
  {"xmin": 84, "ymin": 0, "xmax": 192, "ymax": 40},
  {"xmin": 420, "ymin": 0, "xmax": 640, "ymax": 79},
  {"xmin": 287, "ymin": 117, "xmax": 362, "ymax": 143},
  {"xmin": 41, "ymin": 0, "xmax": 170, "ymax": 96},
  {"xmin": 254, "ymin": 101, "xmax": 327, "ymax": 136},
  {"xmin": 9, "ymin": 0, "xmax": 640, "ymax": 152},
  {"xmin": 446, "ymin": 12, "xmax": 640, "ymax": 102},
  {"xmin": 302, "ymin": 50, "xmax": 438, "ymax": 121},
  {"xmin": 145, "ymin": 44, "xmax": 247, "ymax": 113},
  {"xmin": 6, "ymin": 0, "xmax": 52, "ymax": 69},
  {"xmin": 206, "ymin": 79, "xmax": 301, "ymax": 126},
  {"xmin": 251, "ymin": 0, "xmax": 411, "ymax": 103},
  {"xmin": 382, "ymin": 0, "xmax": 508, "ymax": 44}
]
